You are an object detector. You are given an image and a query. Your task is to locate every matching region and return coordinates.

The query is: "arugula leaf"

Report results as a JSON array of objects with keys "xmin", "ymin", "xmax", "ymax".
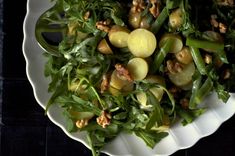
[
  {"xmin": 72, "ymin": 95, "xmax": 102, "ymax": 116},
  {"xmin": 63, "ymin": 110, "xmax": 77, "ymax": 132},
  {"xmin": 214, "ymin": 82, "xmax": 230, "ymax": 103},
  {"xmin": 45, "ymin": 81, "xmax": 67, "ymax": 114},
  {"xmin": 135, "ymin": 129, "xmax": 168, "ymax": 149},
  {"xmin": 146, "ymin": 91, "xmax": 164, "ymax": 130}
]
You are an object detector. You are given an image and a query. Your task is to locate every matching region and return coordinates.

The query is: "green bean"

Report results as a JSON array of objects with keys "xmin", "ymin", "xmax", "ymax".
[
  {"xmin": 176, "ymin": 106, "xmax": 194, "ymax": 124},
  {"xmin": 186, "ymin": 37, "xmax": 224, "ymax": 52},
  {"xmin": 190, "ymin": 77, "xmax": 213, "ymax": 109},
  {"xmin": 151, "ymin": 38, "xmax": 174, "ymax": 73},
  {"xmin": 196, "ymin": 77, "xmax": 213, "ymax": 103},
  {"xmin": 189, "ymin": 73, "xmax": 202, "ymax": 109},
  {"xmin": 189, "ymin": 46, "xmax": 207, "ymax": 75},
  {"xmin": 150, "ymin": 7, "xmax": 168, "ymax": 34}
]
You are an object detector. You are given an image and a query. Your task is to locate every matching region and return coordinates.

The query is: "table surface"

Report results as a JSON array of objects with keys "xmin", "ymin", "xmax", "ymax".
[{"xmin": 0, "ymin": 0, "xmax": 235, "ymax": 156}]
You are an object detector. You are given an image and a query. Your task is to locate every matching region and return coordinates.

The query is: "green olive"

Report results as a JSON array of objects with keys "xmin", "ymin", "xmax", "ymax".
[
  {"xmin": 128, "ymin": 12, "xmax": 142, "ymax": 29},
  {"xmin": 175, "ymin": 47, "xmax": 193, "ymax": 64},
  {"xmin": 169, "ymin": 8, "xmax": 183, "ymax": 29},
  {"xmin": 159, "ymin": 33, "xmax": 183, "ymax": 53},
  {"xmin": 108, "ymin": 25, "xmax": 130, "ymax": 48},
  {"xmin": 168, "ymin": 62, "xmax": 195, "ymax": 87},
  {"xmin": 109, "ymin": 70, "xmax": 131, "ymax": 90},
  {"xmin": 128, "ymin": 28, "xmax": 157, "ymax": 58},
  {"xmin": 140, "ymin": 16, "xmax": 150, "ymax": 29},
  {"xmin": 127, "ymin": 57, "xmax": 149, "ymax": 81},
  {"xmin": 97, "ymin": 39, "xmax": 113, "ymax": 54},
  {"xmin": 136, "ymin": 75, "xmax": 165, "ymax": 106}
]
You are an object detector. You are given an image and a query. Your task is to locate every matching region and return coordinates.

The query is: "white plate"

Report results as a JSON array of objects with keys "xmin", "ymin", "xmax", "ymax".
[{"xmin": 22, "ymin": 0, "xmax": 235, "ymax": 155}]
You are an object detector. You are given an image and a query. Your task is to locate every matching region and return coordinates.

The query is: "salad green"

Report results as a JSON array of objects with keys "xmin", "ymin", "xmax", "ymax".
[{"xmin": 35, "ymin": 0, "xmax": 235, "ymax": 155}]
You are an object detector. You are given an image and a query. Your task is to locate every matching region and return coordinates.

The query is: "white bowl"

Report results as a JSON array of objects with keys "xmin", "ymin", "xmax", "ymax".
[{"xmin": 22, "ymin": 0, "xmax": 235, "ymax": 155}]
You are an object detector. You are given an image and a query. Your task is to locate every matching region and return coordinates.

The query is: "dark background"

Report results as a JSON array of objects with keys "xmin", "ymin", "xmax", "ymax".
[{"xmin": 0, "ymin": 0, "xmax": 235, "ymax": 156}]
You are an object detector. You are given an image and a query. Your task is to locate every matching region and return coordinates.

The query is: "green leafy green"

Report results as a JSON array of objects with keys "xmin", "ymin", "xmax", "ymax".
[{"xmin": 135, "ymin": 129, "xmax": 168, "ymax": 148}]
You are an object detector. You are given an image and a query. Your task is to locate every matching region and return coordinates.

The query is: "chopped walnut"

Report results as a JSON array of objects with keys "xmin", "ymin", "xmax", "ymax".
[
  {"xmin": 115, "ymin": 64, "xmax": 133, "ymax": 82},
  {"xmin": 223, "ymin": 69, "xmax": 231, "ymax": 79},
  {"xmin": 149, "ymin": 0, "xmax": 161, "ymax": 18},
  {"xmin": 204, "ymin": 54, "xmax": 212, "ymax": 64},
  {"xmin": 216, "ymin": 0, "xmax": 234, "ymax": 6},
  {"xmin": 219, "ymin": 23, "xmax": 227, "ymax": 33},
  {"xmin": 210, "ymin": 14, "xmax": 227, "ymax": 33},
  {"xmin": 169, "ymin": 86, "xmax": 181, "ymax": 98},
  {"xmin": 100, "ymin": 74, "xmax": 110, "ymax": 93},
  {"xmin": 96, "ymin": 111, "xmax": 111, "ymax": 128},
  {"xmin": 210, "ymin": 14, "xmax": 219, "ymax": 28},
  {"xmin": 83, "ymin": 11, "xmax": 90, "ymax": 21},
  {"xmin": 180, "ymin": 98, "xmax": 189, "ymax": 109},
  {"xmin": 169, "ymin": 86, "xmax": 178, "ymax": 94},
  {"xmin": 130, "ymin": 0, "xmax": 146, "ymax": 13},
  {"xmin": 166, "ymin": 60, "xmax": 183, "ymax": 74},
  {"xmin": 96, "ymin": 20, "xmax": 111, "ymax": 32},
  {"xmin": 76, "ymin": 119, "xmax": 89, "ymax": 128}
]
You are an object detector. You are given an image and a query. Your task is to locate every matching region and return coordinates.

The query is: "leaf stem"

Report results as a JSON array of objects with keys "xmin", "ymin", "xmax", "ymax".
[
  {"xmin": 186, "ymin": 37, "xmax": 224, "ymax": 51},
  {"xmin": 76, "ymin": 77, "xmax": 107, "ymax": 109},
  {"xmin": 87, "ymin": 132, "xmax": 98, "ymax": 156}
]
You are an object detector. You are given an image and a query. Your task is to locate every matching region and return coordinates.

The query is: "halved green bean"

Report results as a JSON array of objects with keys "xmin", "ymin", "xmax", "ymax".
[
  {"xmin": 196, "ymin": 77, "xmax": 213, "ymax": 103},
  {"xmin": 186, "ymin": 37, "xmax": 224, "ymax": 52},
  {"xmin": 151, "ymin": 7, "xmax": 168, "ymax": 34},
  {"xmin": 189, "ymin": 46, "xmax": 207, "ymax": 75}
]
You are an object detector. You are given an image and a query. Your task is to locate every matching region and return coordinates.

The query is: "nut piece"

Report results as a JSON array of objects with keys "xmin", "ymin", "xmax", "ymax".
[
  {"xmin": 175, "ymin": 47, "xmax": 193, "ymax": 64},
  {"xmin": 96, "ymin": 111, "xmax": 112, "ymax": 128},
  {"xmin": 115, "ymin": 64, "xmax": 133, "ymax": 82},
  {"xmin": 149, "ymin": 0, "xmax": 160, "ymax": 18},
  {"xmin": 76, "ymin": 119, "xmax": 89, "ymax": 128},
  {"xmin": 210, "ymin": 14, "xmax": 219, "ymax": 28},
  {"xmin": 204, "ymin": 54, "xmax": 212, "ymax": 64},
  {"xmin": 216, "ymin": 0, "xmax": 234, "ymax": 6},
  {"xmin": 166, "ymin": 60, "xmax": 183, "ymax": 74},
  {"xmin": 223, "ymin": 69, "xmax": 231, "ymax": 79},
  {"xmin": 219, "ymin": 23, "xmax": 227, "ymax": 33},
  {"xmin": 180, "ymin": 98, "xmax": 189, "ymax": 109},
  {"xmin": 169, "ymin": 86, "xmax": 181, "ymax": 98},
  {"xmin": 100, "ymin": 74, "xmax": 110, "ymax": 93},
  {"xmin": 131, "ymin": 0, "xmax": 146, "ymax": 13},
  {"xmin": 96, "ymin": 20, "xmax": 111, "ymax": 32}
]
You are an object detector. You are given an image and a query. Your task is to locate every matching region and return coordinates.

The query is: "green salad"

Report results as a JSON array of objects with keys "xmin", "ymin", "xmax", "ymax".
[{"xmin": 35, "ymin": 0, "xmax": 235, "ymax": 155}]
